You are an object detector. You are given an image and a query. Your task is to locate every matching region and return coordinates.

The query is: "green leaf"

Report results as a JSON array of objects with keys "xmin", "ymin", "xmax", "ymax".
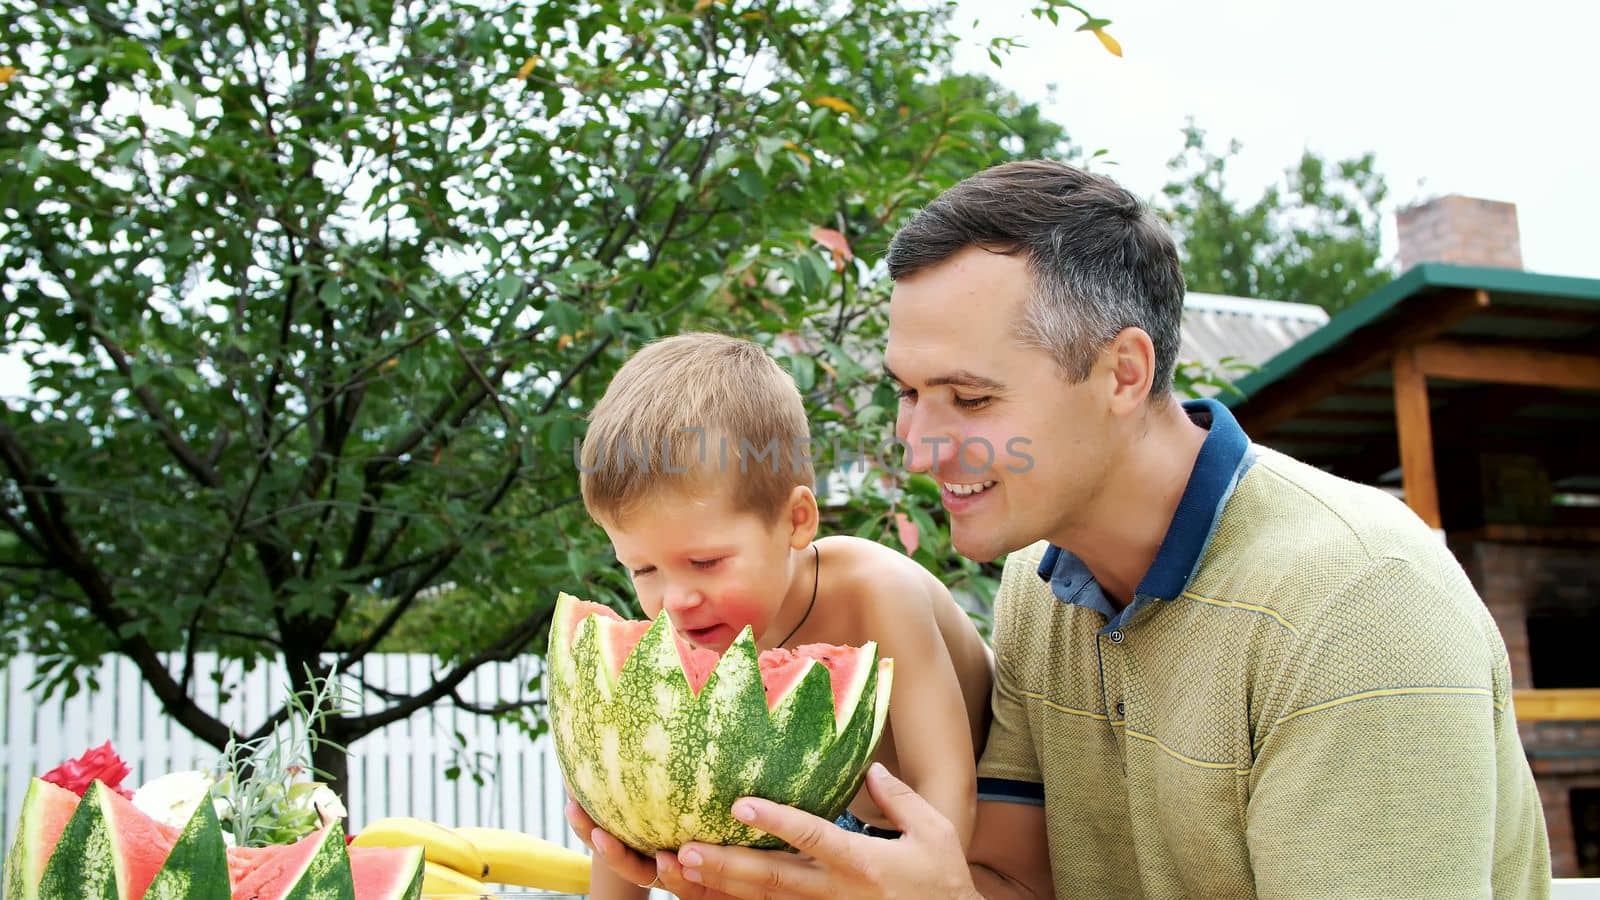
[
  {"xmin": 735, "ymin": 166, "xmax": 767, "ymax": 200},
  {"xmin": 169, "ymin": 82, "xmax": 198, "ymax": 116},
  {"xmin": 495, "ymin": 273, "xmax": 522, "ymax": 302},
  {"xmin": 789, "ymin": 354, "xmax": 816, "ymax": 391}
]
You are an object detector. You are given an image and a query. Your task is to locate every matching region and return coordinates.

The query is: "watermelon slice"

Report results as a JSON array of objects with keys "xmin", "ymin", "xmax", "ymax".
[
  {"xmin": 228, "ymin": 821, "xmax": 354, "ymax": 900},
  {"xmin": 36, "ymin": 779, "xmax": 183, "ymax": 899},
  {"xmin": 3, "ymin": 779, "xmax": 81, "ymax": 900},
  {"xmin": 350, "ymin": 845, "xmax": 426, "ymax": 899},
  {"xmin": 144, "ymin": 797, "xmax": 231, "ymax": 899},
  {"xmin": 3, "ymin": 776, "xmax": 423, "ymax": 900},
  {"xmin": 548, "ymin": 591, "xmax": 894, "ymax": 853}
]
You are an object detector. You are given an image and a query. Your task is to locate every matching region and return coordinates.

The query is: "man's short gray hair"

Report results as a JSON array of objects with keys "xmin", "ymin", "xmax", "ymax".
[{"xmin": 885, "ymin": 160, "xmax": 1186, "ymax": 395}]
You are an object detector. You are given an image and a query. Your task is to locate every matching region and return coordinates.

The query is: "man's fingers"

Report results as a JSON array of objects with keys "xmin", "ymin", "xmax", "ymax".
[
  {"xmin": 674, "ymin": 842, "xmax": 832, "ymax": 900},
  {"xmin": 861, "ymin": 762, "xmax": 945, "ymax": 839},
  {"xmin": 654, "ymin": 851, "xmax": 744, "ymax": 900},
  {"xmin": 652, "ymin": 851, "xmax": 704, "ymax": 897},
  {"xmin": 723, "ymin": 796, "xmax": 858, "ymax": 865}
]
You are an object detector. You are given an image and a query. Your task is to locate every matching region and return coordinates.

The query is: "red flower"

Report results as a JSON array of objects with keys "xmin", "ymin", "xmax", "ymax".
[{"xmin": 40, "ymin": 741, "xmax": 134, "ymax": 799}]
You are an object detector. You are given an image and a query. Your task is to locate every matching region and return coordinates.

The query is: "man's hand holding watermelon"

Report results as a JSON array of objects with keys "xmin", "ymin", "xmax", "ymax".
[{"xmin": 567, "ymin": 763, "xmax": 980, "ymax": 900}]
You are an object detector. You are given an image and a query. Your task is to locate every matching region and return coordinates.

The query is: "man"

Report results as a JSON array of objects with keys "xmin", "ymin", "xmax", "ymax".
[{"xmin": 570, "ymin": 160, "xmax": 1551, "ymax": 898}]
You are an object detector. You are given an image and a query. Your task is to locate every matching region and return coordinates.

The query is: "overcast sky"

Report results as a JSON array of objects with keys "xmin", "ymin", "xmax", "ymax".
[{"xmin": 948, "ymin": 0, "xmax": 1600, "ymax": 279}]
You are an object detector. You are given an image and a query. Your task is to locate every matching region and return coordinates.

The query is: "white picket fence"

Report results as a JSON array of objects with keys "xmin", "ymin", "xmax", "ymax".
[{"xmin": 0, "ymin": 651, "xmax": 589, "ymax": 861}]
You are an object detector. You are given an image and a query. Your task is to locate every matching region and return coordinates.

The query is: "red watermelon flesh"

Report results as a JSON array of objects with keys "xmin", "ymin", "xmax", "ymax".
[
  {"xmin": 99, "ymin": 781, "xmax": 183, "ymax": 898},
  {"xmin": 567, "ymin": 598, "xmax": 724, "ymax": 695},
  {"xmin": 349, "ymin": 845, "xmax": 425, "ymax": 899},
  {"xmin": 4, "ymin": 778, "xmax": 86, "ymax": 899},
  {"xmin": 565, "ymin": 600, "xmax": 865, "ymax": 712},
  {"xmin": 227, "ymin": 824, "xmax": 341, "ymax": 900},
  {"xmin": 8, "ymin": 777, "xmax": 421, "ymax": 900},
  {"xmin": 759, "ymin": 643, "xmax": 861, "ymax": 714},
  {"xmin": 20, "ymin": 779, "xmax": 182, "ymax": 900},
  {"xmin": 31, "ymin": 783, "xmax": 79, "ymax": 861},
  {"xmin": 675, "ymin": 635, "xmax": 721, "ymax": 694}
]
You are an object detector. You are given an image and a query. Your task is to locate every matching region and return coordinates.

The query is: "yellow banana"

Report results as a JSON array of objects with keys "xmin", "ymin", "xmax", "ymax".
[
  {"xmin": 452, "ymin": 825, "xmax": 591, "ymax": 894},
  {"xmin": 421, "ymin": 859, "xmax": 489, "ymax": 897},
  {"xmin": 352, "ymin": 816, "xmax": 488, "ymax": 880}
]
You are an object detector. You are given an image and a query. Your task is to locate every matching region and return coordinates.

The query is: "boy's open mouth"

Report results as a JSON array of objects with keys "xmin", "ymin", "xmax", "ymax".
[{"xmin": 682, "ymin": 623, "xmax": 733, "ymax": 648}]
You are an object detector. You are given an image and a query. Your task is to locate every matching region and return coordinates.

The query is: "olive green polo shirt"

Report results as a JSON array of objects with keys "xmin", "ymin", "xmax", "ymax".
[{"xmin": 976, "ymin": 399, "xmax": 1549, "ymax": 899}]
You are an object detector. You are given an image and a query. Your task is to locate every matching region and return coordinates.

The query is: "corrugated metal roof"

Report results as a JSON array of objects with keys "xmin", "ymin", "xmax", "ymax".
[{"xmin": 1179, "ymin": 292, "xmax": 1330, "ymax": 375}]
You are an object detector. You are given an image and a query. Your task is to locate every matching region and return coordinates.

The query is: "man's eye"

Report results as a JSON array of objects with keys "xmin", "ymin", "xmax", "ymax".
[
  {"xmin": 690, "ymin": 558, "xmax": 723, "ymax": 570},
  {"xmin": 896, "ymin": 388, "xmax": 917, "ymax": 402},
  {"xmin": 954, "ymin": 395, "xmax": 992, "ymax": 409}
]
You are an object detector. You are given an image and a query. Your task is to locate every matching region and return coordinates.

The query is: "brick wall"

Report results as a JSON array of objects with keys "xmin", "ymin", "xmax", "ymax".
[
  {"xmin": 1396, "ymin": 194, "xmax": 1523, "ymax": 272},
  {"xmin": 1527, "ymin": 726, "xmax": 1600, "ymax": 876},
  {"xmin": 1454, "ymin": 541, "xmax": 1600, "ymax": 687},
  {"xmin": 1453, "ymin": 539, "xmax": 1600, "ymax": 876}
]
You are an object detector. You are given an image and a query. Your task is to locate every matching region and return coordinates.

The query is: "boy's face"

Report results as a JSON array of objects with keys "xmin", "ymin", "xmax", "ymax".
[
  {"xmin": 599, "ymin": 486, "xmax": 808, "ymax": 654},
  {"xmin": 885, "ymin": 246, "xmax": 1120, "ymax": 563}
]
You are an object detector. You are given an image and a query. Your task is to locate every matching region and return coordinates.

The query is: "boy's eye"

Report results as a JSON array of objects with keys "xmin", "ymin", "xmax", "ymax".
[
  {"xmin": 896, "ymin": 387, "xmax": 917, "ymax": 402},
  {"xmin": 690, "ymin": 558, "xmax": 723, "ymax": 570},
  {"xmin": 630, "ymin": 566, "xmax": 656, "ymax": 577},
  {"xmin": 954, "ymin": 394, "xmax": 991, "ymax": 409}
]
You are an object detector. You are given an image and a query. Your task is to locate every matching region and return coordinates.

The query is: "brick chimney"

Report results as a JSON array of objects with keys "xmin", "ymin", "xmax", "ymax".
[{"xmin": 1395, "ymin": 194, "xmax": 1523, "ymax": 272}]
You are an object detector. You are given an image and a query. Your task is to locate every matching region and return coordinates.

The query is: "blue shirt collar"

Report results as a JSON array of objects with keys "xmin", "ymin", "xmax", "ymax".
[{"xmin": 1035, "ymin": 398, "xmax": 1252, "ymax": 624}]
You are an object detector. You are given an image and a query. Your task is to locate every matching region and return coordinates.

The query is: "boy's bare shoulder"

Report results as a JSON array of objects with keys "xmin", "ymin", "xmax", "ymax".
[{"xmin": 815, "ymin": 534, "xmax": 950, "ymax": 614}]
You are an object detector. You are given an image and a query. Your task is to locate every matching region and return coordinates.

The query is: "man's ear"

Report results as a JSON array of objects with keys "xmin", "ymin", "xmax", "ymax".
[
  {"xmin": 786, "ymin": 485, "xmax": 821, "ymax": 549},
  {"xmin": 1103, "ymin": 326, "xmax": 1157, "ymax": 416}
]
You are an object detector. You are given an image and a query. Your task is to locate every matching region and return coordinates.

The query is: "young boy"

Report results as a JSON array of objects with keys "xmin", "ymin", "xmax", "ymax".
[{"xmin": 572, "ymin": 332, "xmax": 995, "ymax": 899}]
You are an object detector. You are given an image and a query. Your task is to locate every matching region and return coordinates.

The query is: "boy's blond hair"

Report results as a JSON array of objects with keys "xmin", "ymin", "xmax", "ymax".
[{"xmin": 580, "ymin": 333, "xmax": 814, "ymax": 524}]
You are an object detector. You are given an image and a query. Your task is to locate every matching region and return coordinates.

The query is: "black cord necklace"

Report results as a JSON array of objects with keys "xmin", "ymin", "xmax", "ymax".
[{"xmin": 774, "ymin": 543, "xmax": 820, "ymax": 648}]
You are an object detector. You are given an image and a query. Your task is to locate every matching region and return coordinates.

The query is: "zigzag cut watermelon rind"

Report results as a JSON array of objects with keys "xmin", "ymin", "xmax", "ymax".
[
  {"xmin": 548, "ymin": 591, "xmax": 894, "ymax": 853},
  {"xmin": 3, "ymin": 777, "xmax": 423, "ymax": 900}
]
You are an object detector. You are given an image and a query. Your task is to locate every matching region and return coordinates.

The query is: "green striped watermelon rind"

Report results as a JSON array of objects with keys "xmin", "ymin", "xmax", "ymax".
[
  {"xmin": 3, "ymin": 778, "xmax": 79, "ymax": 900},
  {"xmin": 36, "ymin": 779, "xmax": 178, "ymax": 899},
  {"xmin": 228, "ymin": 819, "xmax": 357, "ymax": 900},
  {"xmin": 5, "ymin": 776, "xmax": 422, "ymax": 900},
  {"xmin": 143, "ymin": 793, "xmax": 231, "ymax": 899},
  {"xmin": 549, "ymin": 591, "xmax": 894, "ymax": 853}
]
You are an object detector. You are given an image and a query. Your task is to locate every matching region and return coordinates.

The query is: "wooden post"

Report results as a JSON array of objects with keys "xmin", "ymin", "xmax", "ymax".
[{"xmin": 1392, "ymin": 348, "xmax": 1442, "ymax": 528}]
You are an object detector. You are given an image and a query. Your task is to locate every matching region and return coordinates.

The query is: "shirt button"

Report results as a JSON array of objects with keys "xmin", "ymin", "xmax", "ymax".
[
  {"xmin": 1109, "ymin": 630, "xmax": 1125, "ymax": 644},
  {"xmin": 1115, "ymin": 701, "xmax": 1126, "ymax": 717}
]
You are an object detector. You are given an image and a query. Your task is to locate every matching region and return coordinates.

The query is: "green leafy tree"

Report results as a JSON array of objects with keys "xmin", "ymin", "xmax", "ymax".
[
  {"xmin": 1160, "ymin": 121, "xmax": 1394, "ymax": 313},
  {"xmin": 0, "ymin": 0, "xmax": 1111, "ymax": 796}
]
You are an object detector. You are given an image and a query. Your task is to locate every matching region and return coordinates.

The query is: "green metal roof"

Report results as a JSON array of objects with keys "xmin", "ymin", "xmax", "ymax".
[
  {"xmin": 1214, "ymin": 262, "xmax": 1600, "ymax": 505},
  {"xmin": 1224, "ymin": 263, "xmax": 1600, "ymax": 408}
]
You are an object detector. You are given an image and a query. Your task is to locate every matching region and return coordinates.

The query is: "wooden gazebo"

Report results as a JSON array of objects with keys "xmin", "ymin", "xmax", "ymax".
[
  {"xmin": 1225, "ymin": 263, "xmax": 1600, "ymax": 529},
  {"xmin": 1221, "ymin": 262, "xmax": 1600, "ymax": 875}
]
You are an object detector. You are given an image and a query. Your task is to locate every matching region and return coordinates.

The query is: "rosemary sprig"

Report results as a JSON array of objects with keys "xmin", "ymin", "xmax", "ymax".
[{"xmin": 209, "ymin": 664, "xmax": 358, "ymax": 847}]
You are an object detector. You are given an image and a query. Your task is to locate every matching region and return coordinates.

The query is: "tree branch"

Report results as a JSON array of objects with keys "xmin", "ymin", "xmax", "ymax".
[
  {"xmin": 0, "ymin": 419, "xmax": 237, "ymax": 750},
  {"xmin": 27, "ymin": 236, "xmax": 224, "ymax": 490},
  {"xmin": 448, "ymin": 689, "xmax": 544, "ymax": 718},
  {"xmin": 0, "ymin": 499, "xmax": 47, "ymax": 557},
  {"xmin": 334, "ymin": 543, "xmax": 457, "ymax": 669},
  {"xmin": 340, "ymin": 602, "xmax": 557, "ymax": 735},
  {"xmin": 338, "ymin": 440, "xmax": 530, "ymax": 669}
]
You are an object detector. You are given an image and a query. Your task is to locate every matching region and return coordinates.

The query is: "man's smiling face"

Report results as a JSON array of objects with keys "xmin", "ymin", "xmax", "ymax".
[{"xmin": 885, "ymin": 245, "xmax": 1116, "ymax": 562}]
